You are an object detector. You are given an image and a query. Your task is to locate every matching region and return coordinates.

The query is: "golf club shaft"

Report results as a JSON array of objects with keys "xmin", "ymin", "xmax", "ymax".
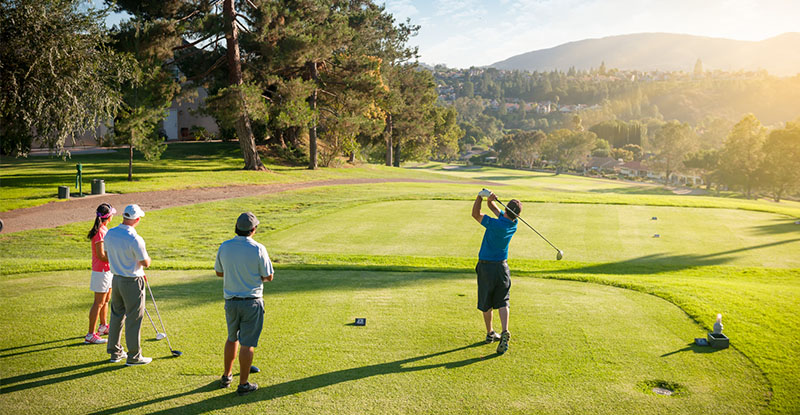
[
  {"xmin": 493, "ymin": 198, "xmax": 561, "ymax": 252},
  {"xmin": 144, "ymin": 307, "xmax": 160, "ymax": 335},
  {"xmin": 144, "ymin": 278, "xmax": 175, "ymax": 352}
]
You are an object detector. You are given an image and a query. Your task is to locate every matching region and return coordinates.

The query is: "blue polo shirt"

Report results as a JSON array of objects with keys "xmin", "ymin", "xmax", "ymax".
[{"xmin": 478, "ymin": 211, "xmax": 517, "ymax": 261}]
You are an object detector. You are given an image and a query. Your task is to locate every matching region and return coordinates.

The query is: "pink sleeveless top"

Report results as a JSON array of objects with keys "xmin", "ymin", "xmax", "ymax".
[{"xmin": 91, "ymin": 226, "xmax": 110, "ymax": 272}]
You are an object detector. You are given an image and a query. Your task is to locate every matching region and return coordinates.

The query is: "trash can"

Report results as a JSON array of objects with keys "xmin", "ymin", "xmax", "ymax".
[
  {"xmin": 58, "ymin": 186, "xmax": 70, "ymax": 199},
  {"xmin": 91, "ymin": 179, "xmax": 105, "ymax": 195}
]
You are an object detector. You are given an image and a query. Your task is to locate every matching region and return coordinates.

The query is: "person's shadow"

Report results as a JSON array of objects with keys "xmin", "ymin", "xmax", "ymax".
[{"xmin": 91, "ymin": 341, "xmax": 497, "ymax": 414}]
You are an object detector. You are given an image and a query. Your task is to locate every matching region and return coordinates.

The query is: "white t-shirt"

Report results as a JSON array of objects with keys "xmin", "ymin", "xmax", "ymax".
[
  {"xmin": 215, "ymin": 236, "xmax": 273, "ymax": 299},
  {"xmin": 104, "ymin": 224, "xmax": 150, "ymax": 277}
]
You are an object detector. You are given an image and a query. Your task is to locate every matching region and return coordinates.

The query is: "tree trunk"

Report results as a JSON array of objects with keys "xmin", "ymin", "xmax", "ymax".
[
  {"xmin": 384, "ymin": 113, "xmax": 392, "ymax": 166},
  {"xmin": 307, "ymin": 61, "xmax": 319, "ymax": 170},
  {"xmin": 224, "ymin": 0, "xmax": 265, "ymax": 171},
  {"xmin": 128, "ymin": 144, "xmax": 133, "ymax": 181},
  {"xmin": 393, "ymin": 141, "xmax": 400, "ymax": 167},
  {"xmin": 348, "ymin": 150, "xmax": 355, "ymax": 163}
]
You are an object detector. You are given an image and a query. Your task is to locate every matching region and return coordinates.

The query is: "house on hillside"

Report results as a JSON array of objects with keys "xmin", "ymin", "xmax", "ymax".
[
  {"xmin": 619, "ymin": 161, "xmax": 646, "ymax": 178},
  {"xmin": 584, "ymin": 156, "xmax": 622, "ymax": 174},
  {"xmin": 668, "ymin": 172, "xmax": 704, "ymax": 186}
]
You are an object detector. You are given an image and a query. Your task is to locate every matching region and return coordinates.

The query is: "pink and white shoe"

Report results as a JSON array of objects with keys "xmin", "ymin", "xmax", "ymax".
[
  {"xmin": 97, "ymin": 324, "xmax": 109, "ymax": 336},
  {"xmin": 84, "ymin": 333, "xmax": 107, "ymax": 344}
]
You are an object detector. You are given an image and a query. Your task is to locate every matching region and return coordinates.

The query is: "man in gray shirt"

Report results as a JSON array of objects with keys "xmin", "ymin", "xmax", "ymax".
[{"xmin": 214, "ymin": 212, "xmax": 274, "ymax": 396}]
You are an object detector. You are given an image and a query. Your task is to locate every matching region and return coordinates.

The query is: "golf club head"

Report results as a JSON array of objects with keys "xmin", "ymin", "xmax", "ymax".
[
  {"xmin": 557, "ymin": 250, "xmax": 564, "ymax": 260},
  {"xmin": 250, "ymin": 365, "xmax": 260, "ymax": 373},
  {"xmin": 156, "ymin": 333, "xmax": 167, "ymax": 340},
  {"xmin": 171, "ymin": 350, "xmax": 183, "ymax": 357}
]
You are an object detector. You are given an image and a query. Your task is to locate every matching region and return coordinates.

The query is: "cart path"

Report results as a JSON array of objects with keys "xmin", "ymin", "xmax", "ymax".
[{"xmin": 0, "ymin": 178, "xmax": 496, "ymax": 234}]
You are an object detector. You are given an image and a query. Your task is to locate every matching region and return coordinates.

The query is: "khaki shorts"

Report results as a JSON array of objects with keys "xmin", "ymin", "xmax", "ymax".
[
  {"xmin": 90, "ymin": 271, "xmax": 113, "ymax": 293},
  {"xmin": 225, "ymin": 298, "xmax": 264, "ymax": 348}
]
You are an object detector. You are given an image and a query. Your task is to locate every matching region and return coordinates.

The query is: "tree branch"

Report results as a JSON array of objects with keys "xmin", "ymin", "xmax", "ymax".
[
  {"xmin": 173, "ymin": 33, "xmax": 217, "ymax": 51},
  {"xmin": 188, "ymin": 55, "xmax": 226, "ymax": 82}
]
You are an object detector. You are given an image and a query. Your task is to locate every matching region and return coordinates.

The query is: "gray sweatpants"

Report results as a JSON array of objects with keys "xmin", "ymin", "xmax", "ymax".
[{"xmin": 107, "ymin": 275, "xmax": 145, "ymax": 362}]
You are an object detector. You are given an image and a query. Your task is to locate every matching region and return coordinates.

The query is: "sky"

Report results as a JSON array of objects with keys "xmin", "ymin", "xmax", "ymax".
[{"xmin": 381, "ymin": 0, "xmax": 800, "ymax": 68}]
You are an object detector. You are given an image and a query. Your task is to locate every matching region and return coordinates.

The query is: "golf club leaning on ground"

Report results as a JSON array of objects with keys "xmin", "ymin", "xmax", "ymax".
[
  {"xmin": 143, "ymin": 276, "xmax": 182, "ymax": 357},
  {"xmin": 485, "ymin": 189, "xmax": 565, "ymax": 260},
  {"xmin": 144, "ymin": 308, "xmax": 167, "ymax": 340}
]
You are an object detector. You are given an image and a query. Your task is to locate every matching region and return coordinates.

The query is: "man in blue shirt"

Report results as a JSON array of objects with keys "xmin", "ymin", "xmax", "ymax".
[
  {"xmin": 472, "ymin": 189, "xmax": 521, "ymax": 355},
  {"xmin": 215, "ymin": 212, "xmax": 274, "ymax": 396}
]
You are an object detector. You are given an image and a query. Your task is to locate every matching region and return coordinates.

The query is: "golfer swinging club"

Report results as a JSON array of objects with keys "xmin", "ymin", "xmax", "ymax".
[
  {"xmin": 472, "ymin": 189, "xmax": 521, "ymax": 355},
  {"xmin": 215, "ymin": 212, "xmax": 274, "ymax": 396}
]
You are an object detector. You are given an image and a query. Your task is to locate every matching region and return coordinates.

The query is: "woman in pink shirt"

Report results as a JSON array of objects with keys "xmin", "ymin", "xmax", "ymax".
[{"xmin": 85, "ymin": 203, "xmax": 116, "ymax": 344}]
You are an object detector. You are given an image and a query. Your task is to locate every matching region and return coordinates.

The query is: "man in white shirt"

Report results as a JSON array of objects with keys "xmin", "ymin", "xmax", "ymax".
[
  {"xmin": 104, "ymin": 204, "xmax": 152, "ymax": 366},
  {"xmin": 215, "ymin": 212, "xmax": 274, "ymax": 396}
]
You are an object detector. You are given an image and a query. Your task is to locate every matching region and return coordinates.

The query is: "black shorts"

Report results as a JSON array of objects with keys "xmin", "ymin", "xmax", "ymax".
[{"xmin": 476, "ymin": 260, "xmax": 511, "ymax": 312}]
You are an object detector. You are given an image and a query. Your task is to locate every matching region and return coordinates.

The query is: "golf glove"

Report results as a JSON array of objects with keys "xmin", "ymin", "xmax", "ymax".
[{"xmin": 478, "ymin": 189, "xmax": 492, "ymax": 198}]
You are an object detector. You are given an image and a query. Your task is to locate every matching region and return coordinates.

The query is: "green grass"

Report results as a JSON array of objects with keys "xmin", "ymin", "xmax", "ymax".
[
  {"xmin": 0, "ymin": 269, "xmax": 770, "ymax": 414},
  {"xmin": 0, "ymin": 142, "xmax": 460, "ymax": 212},
  {"xmin": 2, "ymin": 158, "xmax": 800, "ymax": 413}
]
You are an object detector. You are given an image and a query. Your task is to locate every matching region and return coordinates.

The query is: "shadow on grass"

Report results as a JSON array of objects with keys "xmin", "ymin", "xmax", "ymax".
[
  {"xmin": 91, "ymin": 342, "xmax": 494, "ymax": 414},
  {"xmin": 0, "ymin": 337, "xmax": 86, "ymax": 358},
  {"xmin": 139, "ymin": 268, "xmax": 471, "ymax": 307},
  {"xmin": 0, "ymin": 336, "xmax": 82, "ymax": 353},
  {"xmin": 533, "ymin": 239, "xmax": 800, "ymax": 276},
  {"xmin": 750, "ymin": 220, "xmax": 800, "ymax": 236},
  {"xmin": 660, "ymin": 343, "xmax": 724, "ymax": 357},
  {"xmin": 0, "ymin": 360, "xmax": 124, "ymax": 394}
]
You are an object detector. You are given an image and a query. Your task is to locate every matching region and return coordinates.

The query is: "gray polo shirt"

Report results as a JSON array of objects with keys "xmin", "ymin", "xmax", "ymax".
[
  {"xmin": 104, "ymin": 224, "xmax": 149, "ymax": 277},
  {"xmin": 215, "ymin": 236, "xmax": 273, "ymax": 299}
]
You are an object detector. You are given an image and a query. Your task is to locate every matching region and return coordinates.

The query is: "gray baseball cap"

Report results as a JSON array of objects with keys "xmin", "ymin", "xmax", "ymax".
[{"xmin": 236, "ymin": 212, "xmax": 259, "ymax": 231}]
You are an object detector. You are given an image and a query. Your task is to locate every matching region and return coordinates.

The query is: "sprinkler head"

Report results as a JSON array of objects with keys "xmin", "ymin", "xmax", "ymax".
[
  {"xmin": 171, "ymin": 350, "xmax": 183, "ymax": 357},
  {"xmin": 556, "ymin": 250, "xmax": 564, "ymax": 260}
]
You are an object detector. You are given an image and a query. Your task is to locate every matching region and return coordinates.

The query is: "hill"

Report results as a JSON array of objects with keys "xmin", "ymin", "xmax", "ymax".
[{"xmin": 490, "ymin": 32, "xmax": 800, "ymax": 76}]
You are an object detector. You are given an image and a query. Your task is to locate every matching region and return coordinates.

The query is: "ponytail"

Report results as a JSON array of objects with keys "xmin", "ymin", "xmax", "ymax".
[
  {"xmin": 88, "ymin": 203, "xmax": 115, "ymax": 240},
  {"xmin": 87, "ymin": 217, "xmax": 103, "ymax": 240}
]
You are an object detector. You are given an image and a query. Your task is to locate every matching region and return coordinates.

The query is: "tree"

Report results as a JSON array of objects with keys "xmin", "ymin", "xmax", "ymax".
[
  {"xmin": 111, "ymin": 18, "xmax": 182, "ymax": 180},
  {"xmin": 591, "ymin": 139, "xmax": 611, "ymax": 157},
  {"xmin": 1, "ymin": 0, "xmax": 133, "ymax": 156},
  {"xmin": 610, "ymin": 148, "xmax": 634, "ymax": 161},
  {"xmin": 693, "ymin": 58, "xmax": 704, "ymax": 77},
  {"xmin": 429, "ymin": 106, "xmax": 463, "ymax": 161},
  {"xmin": 496, "ymin": 129, "xmax": 544, "ymax": 169},
  {"xmin": 541, "ymin": 129, "xmax": 596, "ymax": 174},
  {"xmin": 718, "ymin": 114, "xmax": 767, "ymax": 198},
  {"xmin": 221, "ymin": 0, "xmax": 266, "ymax": 170},
  {"xmin": 650, "ymin": 120, "xmax": 695, "ymax": 183},
  {"xmin": 759, "ymin": 120, "xmax": 800, "ymax": 202},
  {"xmin": 684, "ymin": 149, "xmax": 719, "ymax": 190},
  {"xmin": 622, "ymin": 143, "xmax": 643, "ymax": 160}
]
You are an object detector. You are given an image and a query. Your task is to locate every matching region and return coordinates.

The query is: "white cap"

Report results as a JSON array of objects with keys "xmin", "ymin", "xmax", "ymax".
[{"xmin": 123, "ymin": 204, "xmax": 145, "ymax": 220}]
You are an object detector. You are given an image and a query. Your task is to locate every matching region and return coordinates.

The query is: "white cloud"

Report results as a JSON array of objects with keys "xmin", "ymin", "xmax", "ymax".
[{"xmin": 382, "ymin": 0, "xmax": 419, "ymax": 22}]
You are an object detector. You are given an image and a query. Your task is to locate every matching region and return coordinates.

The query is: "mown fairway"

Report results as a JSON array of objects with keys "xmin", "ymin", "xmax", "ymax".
[
  {"xmin": 0, "ymin": 270, "xmax": 770, "ymax": 414},
  {"xmin": 1, "ymin": 150, "xmax": 799, "ymax": 413}
]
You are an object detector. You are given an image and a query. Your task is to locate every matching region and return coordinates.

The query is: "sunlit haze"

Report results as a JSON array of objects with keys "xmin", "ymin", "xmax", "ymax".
[{"xmin": 382, "ymin": 0, "xmax": 800, "ymax": 68}]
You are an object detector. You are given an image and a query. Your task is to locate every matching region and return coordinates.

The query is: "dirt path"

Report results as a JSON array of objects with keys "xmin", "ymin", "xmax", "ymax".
[{"xmin": 0, "ymin": 178, "xmax": 491, "ymax": 234}]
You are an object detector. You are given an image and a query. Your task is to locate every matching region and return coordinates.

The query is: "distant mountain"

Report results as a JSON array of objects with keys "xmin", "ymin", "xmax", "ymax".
[{"xmin": 490, "ymin": 33, "xmax": 800, "ymax": 76}]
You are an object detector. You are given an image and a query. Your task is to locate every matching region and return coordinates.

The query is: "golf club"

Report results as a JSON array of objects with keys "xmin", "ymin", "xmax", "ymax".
[
  {"xmin": 144, "ymin": 307, "xmax": 167, "ymax": 340},
  {"xmin": 484, "ymin": 189, "xmax": 565, "ymax": 260},
  {"xmin": 143, "ymin": 276, "xmax": 183, "ymax": 357}
]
